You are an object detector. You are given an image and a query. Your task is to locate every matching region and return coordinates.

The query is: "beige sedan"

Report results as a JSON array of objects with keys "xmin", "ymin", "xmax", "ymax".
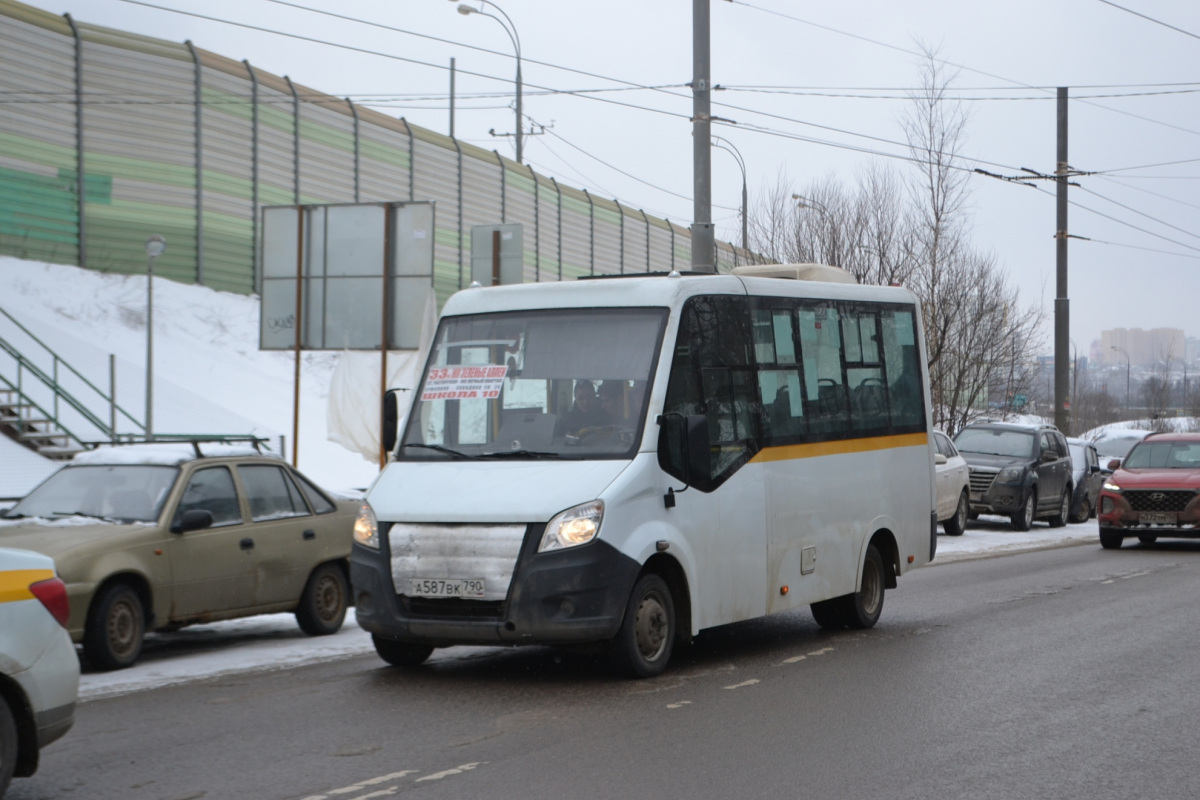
[{"xmin": 0, "ymin": 444, "xmax": 361, "ymax": 670}]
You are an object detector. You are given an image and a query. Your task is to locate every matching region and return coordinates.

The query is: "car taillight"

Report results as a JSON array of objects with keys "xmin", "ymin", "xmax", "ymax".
[{"xmin": 28, "ymin": 577, "xmax": 70, "ymax": 628}]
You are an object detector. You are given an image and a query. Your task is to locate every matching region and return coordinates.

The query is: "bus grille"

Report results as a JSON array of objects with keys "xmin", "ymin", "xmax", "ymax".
[
  {"xmin": 1125, "ymin": 490, "xmax": 1194, "ymax": 513},
  {"xmin": 401, "ymin": 597, "xmax": 505, "ymax": 619}
]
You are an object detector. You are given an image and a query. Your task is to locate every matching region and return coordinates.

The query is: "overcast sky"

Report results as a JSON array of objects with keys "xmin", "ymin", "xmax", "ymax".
[{"xmin": 29, "ymin": 0, "xmax": 1200, "ymax": 361}]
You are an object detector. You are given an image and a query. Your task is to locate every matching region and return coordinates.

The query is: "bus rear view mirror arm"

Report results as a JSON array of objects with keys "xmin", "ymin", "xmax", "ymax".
[{"xmin": 657, "ymin": 413, "xmax": 710, "ymax": 508}]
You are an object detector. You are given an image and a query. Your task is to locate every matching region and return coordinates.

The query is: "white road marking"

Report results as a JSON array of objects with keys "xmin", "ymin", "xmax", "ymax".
[
  {"xmin": 667, "ymin": 700, "xmax": 692, "ymax": 709},
  {"xmin": 807, "ymin": 647, "xmax": 834, "ymax": 657},
  {"xmin": 782, "ymin": 655, "xmax": 807, "ymax": 664},
  {"xmin": 416, "ymin": 763, "xmax": 485, "ymax": 782},
  {"xmin": 724, "ymin": 679, "xmax": 760, "ymax": 689}
]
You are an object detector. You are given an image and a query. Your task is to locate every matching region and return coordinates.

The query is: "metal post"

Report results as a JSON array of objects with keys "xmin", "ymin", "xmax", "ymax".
[
  {"xmin": 109, "ymin": 354, "xmax": 116, "ymax": 441},
  {"xmin": 285, "ymin": 76, "xmax": 301, "ymax": 204},
  {"xmin": 64, "ymin": 14, "xmax": 87, "ymax": 269},
  {"xmin": 292, "ymin": 208, "xmax": 304, "ymax": 467},
  {"xmin": 453, "ymin": 137, "xmax": 464, "ymax": 289},
  {"xmin": 187, "ymin": 41, "xmax": 205, "ymax": 285},
  {"xmin": 617, "ymin": 200, "xmax": 625, "ymax": 274},
  {"xmin": 348, "ymin": 97, "xmax": 360, "ymax": 203},
  {"xmin": 145, "ymin": 256, "xmax": 154, "ymax": 439},
  {"xmin": 245, "ymin": 61, "xmax": 260, "ymax": 292},
  {"xmin": 449, "ymin": 57, "xmax": 456, "ymax": 139},
  {"xmin": 381, "ymin": 206, "xmax": 393, "ymax": 469},
  {"xmin": 552, "ymin": 178, "xmax": 563, "ymax": 280},
  {"xmin": 1054, "ymin": 87, "xmax": 1070, "ymax": 434},
  {"xmin": 691, "ymin": 0, "xmax": 714, "ymax": 272},
  {"xmin": 584, "ymin": 189, "xmax": 595, "ymax": 275}
]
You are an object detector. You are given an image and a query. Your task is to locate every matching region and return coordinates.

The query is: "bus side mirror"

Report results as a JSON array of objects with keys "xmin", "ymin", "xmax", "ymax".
[
  {"xmin": 382, "ymin": 388, "xmax": 402, "ymax": 453},
  {"xmin": 657, "ymin": 413, "xmax": 710, "ymax": 491}
]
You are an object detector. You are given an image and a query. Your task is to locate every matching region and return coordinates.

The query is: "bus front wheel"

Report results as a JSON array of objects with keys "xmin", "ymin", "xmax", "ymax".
[
  {"xmin": 610, "ymin": 573, "xmax": 675, "ymax": 678},
  {"xmin": 810, "ymin": 544, "xmax": 886, "ymax": 630}
]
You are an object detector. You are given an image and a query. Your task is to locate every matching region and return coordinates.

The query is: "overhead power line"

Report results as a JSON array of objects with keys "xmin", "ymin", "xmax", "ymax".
[
  {"xmin": 1093, "ymin": 0, "xmax": 1200, "ymax": 42},
  {"xmin": 727, "ymin": 0, "xmax": 1200, "ymax": 139}
]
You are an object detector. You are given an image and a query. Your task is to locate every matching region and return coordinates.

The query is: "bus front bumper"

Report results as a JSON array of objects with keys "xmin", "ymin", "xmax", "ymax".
[{"xmin": 350, "ymin": 536, "xmax": 640, "ymax": 649}]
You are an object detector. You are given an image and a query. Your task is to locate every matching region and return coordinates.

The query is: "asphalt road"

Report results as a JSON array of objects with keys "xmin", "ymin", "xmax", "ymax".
[{"xmin": 13, "ymin": 540, "xmax": 1200, "ymax": 800}]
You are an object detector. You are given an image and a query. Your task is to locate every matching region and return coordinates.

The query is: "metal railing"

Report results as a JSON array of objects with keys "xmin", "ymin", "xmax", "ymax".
[{"xmin": 0, "ymin": 307, "xmax": 145, "ymax": 447}]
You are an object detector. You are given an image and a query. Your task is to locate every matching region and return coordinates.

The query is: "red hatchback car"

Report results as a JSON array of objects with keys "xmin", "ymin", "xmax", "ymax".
[{"xmin": 1098, "ymin": 432, "xmax": 1200, "ymax": 549}]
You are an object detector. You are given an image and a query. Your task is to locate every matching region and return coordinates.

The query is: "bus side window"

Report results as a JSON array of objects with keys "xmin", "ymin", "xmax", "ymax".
[
  {"xmin": 881, "ymin": 309, "xmax": 923, "ymax": 429},
  {"xmin": 662, "ymin": 295, "xmax": 758, "ymax": 489},
  {"xmin": 798, "ymin": 305, "xmax": 848, "ymax": 434}
]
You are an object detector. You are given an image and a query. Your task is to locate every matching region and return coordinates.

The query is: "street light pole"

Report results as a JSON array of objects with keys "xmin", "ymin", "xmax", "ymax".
[
  {"xmin": 144, "ymin": 235, "xmax": 166, "ymax": 441},
  {"xmin": 1112, "ymin": 345, "xmax": 1131, "ymax": 410},
  {"xmin": 712, "ymin": 136, "xmax": 746, "ymax": 251},
  {"xmin": 455, "ymin": 2, "xmax": 522, "ymax": 163}
]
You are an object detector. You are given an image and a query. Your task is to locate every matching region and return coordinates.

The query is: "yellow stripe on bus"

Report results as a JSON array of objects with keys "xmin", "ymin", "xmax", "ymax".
[
  {"xmin": 0, "ymin": 569, "xmax": 56, "ymax": 604},
  {"xmin": 750, "ymin": 432, "xmax": 930, "ymax": 463}
]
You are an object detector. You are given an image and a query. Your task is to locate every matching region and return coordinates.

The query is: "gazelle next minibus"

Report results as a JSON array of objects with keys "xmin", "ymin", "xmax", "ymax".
[{"xmin": 351, "ymin": 264, "xmax": 936, "ymax": 677}]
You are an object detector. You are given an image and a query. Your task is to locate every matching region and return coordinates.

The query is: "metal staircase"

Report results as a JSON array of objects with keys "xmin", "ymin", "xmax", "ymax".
[{"xmin": 0, "ymin": 307, "xmax": 144, "ymax": 460}]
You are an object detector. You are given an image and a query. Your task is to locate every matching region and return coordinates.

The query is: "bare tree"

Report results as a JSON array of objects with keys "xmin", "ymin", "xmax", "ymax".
[{"xmin": 900, "ymin": 48, "xmax": 1043, "ymax": 433}]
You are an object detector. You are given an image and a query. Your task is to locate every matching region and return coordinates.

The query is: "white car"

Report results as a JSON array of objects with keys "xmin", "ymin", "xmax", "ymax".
[
  {"xmin": 0, "ymin": 547, "xmax": 79, "ymax": 798},
  {"xmin": 1091, "ymin": 428, "xmax": 1155, "ymax": 472},
  {"xmin": 933, "ymin": 430, "xmax": 970, "ymax": 536}
]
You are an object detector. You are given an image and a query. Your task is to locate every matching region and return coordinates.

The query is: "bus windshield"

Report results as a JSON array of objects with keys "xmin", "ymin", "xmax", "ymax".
[{"xmin": 400, "ymin": 307, "xmax": 667, "ymax": 460}]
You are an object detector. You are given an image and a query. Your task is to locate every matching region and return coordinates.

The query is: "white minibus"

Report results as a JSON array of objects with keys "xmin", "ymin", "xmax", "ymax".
[{"xmin": 351, "ymin": 265, "xmax": 936, "ymax": 677}]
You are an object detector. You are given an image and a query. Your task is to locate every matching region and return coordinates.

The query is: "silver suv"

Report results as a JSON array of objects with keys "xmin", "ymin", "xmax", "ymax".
[{"xmin": 953, "ymin": 422, "xmax": 1073, "ymax": 531}]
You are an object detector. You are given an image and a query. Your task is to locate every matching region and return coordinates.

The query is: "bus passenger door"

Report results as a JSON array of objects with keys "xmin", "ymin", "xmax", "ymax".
[{"xmin": 663, "ymin": 295, "xmax": 768, "ymax": 629}]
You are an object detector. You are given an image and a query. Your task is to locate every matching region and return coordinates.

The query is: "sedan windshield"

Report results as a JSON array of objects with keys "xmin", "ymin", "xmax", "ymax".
[
  {"xmin": 954, "ymin": 429, "xmax": 1035, "ymax": 458},
  {"xmin": 5, "ymin": 465, "xmax": 179, "ymax": 523},
  {"xmin": 1123, "ymin": 441, "xmax": 1200, "ymax": 470},
  {"xmin": 401, "ymin": 307, "xmax": 667, "ymax": 460}
]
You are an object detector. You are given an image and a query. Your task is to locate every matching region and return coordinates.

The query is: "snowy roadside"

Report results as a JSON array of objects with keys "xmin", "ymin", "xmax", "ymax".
[{"xmin": 78, "ymin": 519, "xmax": 1099, "ymax": 701}]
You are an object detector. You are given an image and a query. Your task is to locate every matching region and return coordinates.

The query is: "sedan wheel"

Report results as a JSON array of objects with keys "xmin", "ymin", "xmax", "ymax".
[
  {"xmin": 84, "ymin": 583, "xmax": 145, "ymax": 671},
  {"xmin": 944, "ymin": 490, "xmax": 968, "ymax": 536},
  {"xmin": 296, "ymin": 562, "xmax": 348, "ymax": 636}
]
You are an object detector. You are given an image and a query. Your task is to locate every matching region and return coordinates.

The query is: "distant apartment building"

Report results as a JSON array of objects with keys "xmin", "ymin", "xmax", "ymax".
[{"xmin": 1100, "ymin": 328, "xmax": 1186, "ymax": 366}]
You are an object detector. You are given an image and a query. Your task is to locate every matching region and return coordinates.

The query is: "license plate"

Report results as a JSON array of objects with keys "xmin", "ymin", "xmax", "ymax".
[
  {"xmin": 409, "ymin": 578, "xmax": 485, "ymax": 598},
  {"xmin": 1140, "ymin": 512, "xmax": 1176, "ymax": 525}
]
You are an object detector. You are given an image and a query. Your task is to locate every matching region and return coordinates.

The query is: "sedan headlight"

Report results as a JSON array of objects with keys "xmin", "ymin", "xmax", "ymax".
[
  {"xmin": 1102, "ymin": 481, "xmax": 1122, "ymax": 493},
  {"xmin": 539, "ymin": 500, "xmax": 604, "ymax": 552},
  {"xmin": 353, "ymin": 502, "xmax": 380, "ymax": 549},
  {"xmin": 996, "ymin": 466, "xmax": 1026, "ymax": 482}
]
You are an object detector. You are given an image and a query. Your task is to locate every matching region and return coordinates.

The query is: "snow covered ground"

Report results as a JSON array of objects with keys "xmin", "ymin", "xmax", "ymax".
[{"xmin": 0, "ymin": 256, "xmax": 380, "ymax": 497}]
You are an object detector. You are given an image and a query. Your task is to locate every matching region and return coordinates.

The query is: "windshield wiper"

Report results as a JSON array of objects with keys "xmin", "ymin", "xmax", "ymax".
[
  {"xmin": 477, "ymin": 449, "xmax": 572, "ymax": 460},
  {"xmin": 400, "ymin": 443, "xmax": 470, "ymax": 459},
  {"xmin": 52, "ymin": 510, "xmax": 117, "ymax": 522},
  {"xmin": 0, "ymin": 511, "xmax": 24, "ymax": 519}
]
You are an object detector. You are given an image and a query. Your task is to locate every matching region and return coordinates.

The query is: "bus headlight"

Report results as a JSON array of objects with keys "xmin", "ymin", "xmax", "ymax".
[
  {"xmin": 353, "ymin": 503, "xmax": 380, "ymax": 549},
  {"xmin": 539, "ymin": 500, "xmax": 604, "ymax": 552}
]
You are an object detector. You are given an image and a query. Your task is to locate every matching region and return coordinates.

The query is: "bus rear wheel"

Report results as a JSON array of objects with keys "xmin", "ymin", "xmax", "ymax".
[
  {"xmin": 610, "ymin": 573, "xmax": 675, "ymax": 678},
  {"xmin": 810, "ymin": 544, "xmax": 886, "ymax": 630}
]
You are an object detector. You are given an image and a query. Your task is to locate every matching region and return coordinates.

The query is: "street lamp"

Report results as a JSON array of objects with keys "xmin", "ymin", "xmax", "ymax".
[
  {"xmin": 454, "ymin": 1, "xmax": 523, "ymax": 163},
  {"xmin": 1111, "ymin": 345, "xmax": 1130, "ymax": 410},
  {"xmin": 791, "ymin": 193, "xmax": 830, "ymax": 218},
  {"xmin": 144, "ymin": 234, "xmax": 166, "ymax": 440},
  {"xmin": 712, "ymin": 136, "xmax": 746, "ymax": 251}
]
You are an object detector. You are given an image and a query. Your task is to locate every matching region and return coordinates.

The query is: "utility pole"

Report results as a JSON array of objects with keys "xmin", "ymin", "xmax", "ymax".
[
  {"xmin": 1054, "ymin": 87, "xmax": 1070, "ymax": 434},
  {"xmin": 449, "ymin": 57, "xmax": 455, "ymax": 139},
  {"xmin": 691, "ymin": 0, "xmax": 715, "ymax": 273}
]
